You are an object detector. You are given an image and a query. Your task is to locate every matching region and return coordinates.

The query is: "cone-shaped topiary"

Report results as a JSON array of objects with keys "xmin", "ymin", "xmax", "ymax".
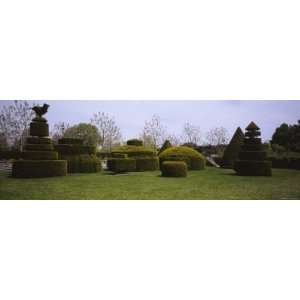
[
  {"xmin": 221, "ymin": 127, "xmax": 244, "ymax": 169},
  {"xmin": 234, "ymin": 122, "xmax": 272, "ymax": 176},
  {"xmin": 158, "ymin": 140, "xmax": 172, "ymax": 155}
]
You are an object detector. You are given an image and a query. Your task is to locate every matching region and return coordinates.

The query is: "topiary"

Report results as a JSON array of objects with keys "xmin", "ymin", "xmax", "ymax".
[
  {"xmin": 234, "ymin": 122, "xmax": 272, "ymax": 176},
  {"xmin": 158, "ymin": 140, "xmax": 172, "ymax": 155},
  {"xmin": 159, "ymin": 146, "xmax": 205, "ymax": 170},
  {"xmin": 161, "ymin": 161, "xmax": 187, "ymax": 177},
  {"xmin": 58, "ymin": 138, "xmax": 83, "ymax": 145},
  {"xmin": 111, "ymin": 145, "xmax": 156, "ymax": 157},
  {"xmin": 107, "ymin": 158, "xmax": 136, "ymax": 173},
  {"xmin": 126, "ymin": 139, "xmax": 143, "ymax": 146},
  {"xmin": 135, "ymin": 157, "xmax": 159, "ymax": 171},
  {"xmin": 22, "ymin": 151, "xmax": 58, "ymax": 160},
  {"xmin": 221, "ymin": 127, "xmax": 244, "ymax": 169}
]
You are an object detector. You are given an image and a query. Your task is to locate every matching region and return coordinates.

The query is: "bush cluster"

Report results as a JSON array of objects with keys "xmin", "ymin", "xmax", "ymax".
[
  {"xmin": 159, "ymin": 146, "xmax": 205, "ymax": 170},
  {"xmin": 161, "ymin": 161, "xmax": 187, "ymax": 177}
]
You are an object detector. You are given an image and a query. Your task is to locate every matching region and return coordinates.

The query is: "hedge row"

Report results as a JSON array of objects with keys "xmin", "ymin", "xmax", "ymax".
[
  {"xmin": 12, "ymin": 160, "xmax": 67, "ymax": 178},
  {"xmin": 54, "ymin": 144, "xmax": 96, "ymax": 155},
  {"xmin": 0, "ymin": 151, "xmax": 22, "ymax": 160},
  {"xmin": 107, "ymin": 158, "xmax": 136, "ymax": 173},
  {"xmin": 24, "ymin": 144, "xmax": 54, "ymax": 151},
  {"xmin": 136, "ymin": 157, "xmax": 159, "ymax": 171},
  {"xmin": 161, "ymin": 161, "xmax": 187, "ymax": 177},
  {"xmin": 58, "ymin": 138, "xmax": 83, "ymax": 145},
  {"xmin": 234, "ymin": 160, "xmax": 272, "ymax": 176},
  {"xmin": 59, "ymin": 154, "xmax": 101, "ymax": 173},
  {"xmin": 26, "ymin": 137, "xmax": 52, "ymax": 144},
  {"xmin": 22, "ymin": 151, "xmax": 58, "ymax": 160},
  {"xmin": 268, "ymin": 157, "xmax": 300, "ymax": 169},
  {"xmin": 126, "ymin": 139, "xmax": 143, "ymax": 146}
]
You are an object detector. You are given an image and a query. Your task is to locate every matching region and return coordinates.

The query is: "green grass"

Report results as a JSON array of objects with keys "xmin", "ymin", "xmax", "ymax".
[{"xmin": 1, "ymin": 168, "xmax": 300, "ymax": 200}]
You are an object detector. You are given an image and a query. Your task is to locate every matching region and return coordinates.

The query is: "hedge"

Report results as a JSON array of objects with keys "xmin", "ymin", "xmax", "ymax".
[
  {"xmin": 24, "ymin": 144, "xmax": 54, "ymax": 151},
  {"xmin": 268, "ymin": 157, "xmax": 300, "ymax": 170},
  {"xmin": 59, "ymin": 154, "xmax": 101, "ymax": 173},
  {"xmin": 234, "ymin": 160, "xmax": 272, "ymax": 176},
  {"xmin": 159, "ymin": 146, "xmax": 205, "ymax": 170},
  {"xmin": 26, "ymin": 137, "xmax": 52, "ymax": 144},
  {"xmin": 238, "ymin": 151, "xmax": 267, "ymax": 161},
  {"xmin": 111, "ymin": 145, "xmax": 156, "ymax": 157},
  {"xmin": 30, "ymin": 122, "xmax": 49, "ymax": 137},
  {"xmin": 107, "ymin": 158, "xmax": 136, "ymax": 173},
  {"xmin": 161, "ymin": 161, "xmax": 187, "ymax": 177},
  {"xmin": 22, "ymin": 151, "xmax": 58, "ymax": 160},
  {"xmin": 54, "ymin": 144, "xmax": 96, "ymax": 155},
  {"xmin": 135, "ymin": 157, "xmax": 159, "ymax": 171},
  {"xmin": 58, "ymin": 138, "xmax": 83, "ymax": 145},
  {"xmin": 0, "ymin": 151, "xmax": 22, "ymax": 160},
  {"xmin": 111, "ymin": 153, "xmax": 128, "ymax": 158},
  {"xmin": 12, "ymin": 160, "xmax": 67, "ymax": 178},
  {"xmin": 127, "ymin": 139, "xmax": 143, "ymax": 146}
]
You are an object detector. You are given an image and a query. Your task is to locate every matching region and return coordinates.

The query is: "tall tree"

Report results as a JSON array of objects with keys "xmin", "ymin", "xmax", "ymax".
[
  {"xmin": 63, "ymin": 123, "xmax": 100, "ymax": 146},
  {"xmin": 271, "ymin": 123, "xmax": 290, "ymax": 149},
  {"xmin": 51, "ymin": 122, "xmax": 70, "ymax": 143},
  {"xmin": 91, "ymin": 112, "xmax": 122, "ymax": 151},
  {"xmin": 206, "ymin": 126, "xmax": 229, "ymax": 146},
  {"xmin": 141, "ymin": 114, "xmax": 167, "ymax": 149},
  {"xmin": 0, "ymin": 100, "xmax": 35, "ymax": 150},
  {"xmin": 181, "ymin": 122, "xmax": 202, "ymax": 145}
]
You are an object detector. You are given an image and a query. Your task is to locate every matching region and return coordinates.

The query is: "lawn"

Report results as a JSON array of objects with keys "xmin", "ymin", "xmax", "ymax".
[{"xmin": 1, "ymin": 167, "xmax": 299, "ymax": 200}]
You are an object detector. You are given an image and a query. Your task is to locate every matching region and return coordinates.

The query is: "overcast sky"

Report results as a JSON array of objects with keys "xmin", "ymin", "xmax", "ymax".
[{"xmin": 0, "ymin": 100, "xmax": 299, "ymax": 142}]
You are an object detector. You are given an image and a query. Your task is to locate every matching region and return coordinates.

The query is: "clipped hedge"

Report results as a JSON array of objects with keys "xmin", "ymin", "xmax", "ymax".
[
  {"xmin": 111, "ymin": 153, "xmax": 128, "ymax": 158},
  {"xmin": 30, "ymin": 122, "xmax": 49, "ymax": 137},
  {"xmin": 159, "ymin": 146, "xmax": 205, "ymax": 170},
  {"xmin": 111, "ymin": 145, "xmax": 157, "ymax": 157},
  {"xmin": 161, "ymin": 161, "xmax": 187, "ymax": 177},
  {"xmin": 26, "ymin": 137, "xmax": 52, "ymax": 144},
  {"xmin": 22, "ymin": 151, "xmax": 58, "ymax": 160},
  {"xmin": 24, "ymin": 144, "xmax": 54, "ymax": 151},
  {"xmin": 58, "ymin": 138, "xmax": 83, "ymax": 145},
  {"xmin": 59, "ymin": 154, "xmax": 101, "ymax": 173},
  {"xmin": 12, "ymin": 160, "xmax": 67, "ymax": 178},
  {"xmin": 127, "ymin": 139, "xmax": 143, "ymax": 146},
  {"xmin": 234, "ymin": 160, "xmax": 272, "ymax": 176},
  {"xmin": 135, "ymin": 157, "xmax": 159, "ymax": 171},
  {"xmin": 54, "ymin": 144, "xmax": 96, "ymax": 155},
  {"xmin": 107, "ymin": 158, "xmax": 136, "ymax": 173},
  {"xmin": 0, "ymin": 151, "xmax": 22, "ymax": 160}
]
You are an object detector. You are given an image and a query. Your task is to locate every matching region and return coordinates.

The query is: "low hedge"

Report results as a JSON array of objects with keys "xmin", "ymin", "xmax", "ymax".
[
  {"xmin": 30, "ymin": 122, "xmax": 49, "ymax": 137},
  {"xmin": 12, "ymin": 160, "xmax": 67, "ymax": 178},
  {"xmin": 58, "ymin": 138, "xmax": 83, "ymax": 145},
  {"xmin": 234, "ymin": 160, "xmax": 272, "ymax": 176},
  {"xmin": 111, "ymin": 153, "xmax": 128, "ymax": 158},
  {"xmin": 0, "ymin": 151, "xmax": 22, "ymax": 160},
  {"xmin": 24, "ymin": 144, "xmax": 54, "ymax": 151},
  {"xmin": 59, "ymin": 154, "xmax": 101, "ymax": 173},
  {"xmin": 107, "ymin": 158, "xmax": 136, "ymax": 173},
  {"xmin": 135, "ymin": 157, "xmax": 159, "ymax": 171},
  {"xmin": 127, "ymin": 139, "xmax": 143, "ymax": 146},
  {"xmin": 161, "ymin": 161, "xmax": 187, "ymax": 177},
  {"xmin": 159, "ymin": 146, "xmax": 205, "ymax": 170},
  {"xmin": 54, "ymin": 144, "xmax": 96, "ymax": 155},
  {"xmin": 22, "ymin": 151, "xmax": 58, "ymax": 160},
  {"xmin": 111, "ymin": 145, "xmax": 157, "ymax": 157},
  {"xmin": 238, "ymin": 151, "xmax": 267, "ymax": 161},
  {"xmin": 268, "ymin": 157, "xmax": 300, "ymax": 170},
  {"xmin": 26, "ymin": 137, "xmax": 52, "ymax": 144}
]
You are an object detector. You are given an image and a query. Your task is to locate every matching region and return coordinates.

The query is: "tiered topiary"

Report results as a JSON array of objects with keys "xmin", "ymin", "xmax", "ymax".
[
  {"xmin": 107, "ymin": 139, "xmax": 159, "ymax": 173},
  {"xmin": 221, "ymin": 127, "xmax": 244, "ymax": 169},
  {"xmin": 54, "ymin": 138, "xmax": 101, "ymax": 173},
  {"xmin": 161, "ymin": 161, "xmax": 187, "ymax": 177},
  {"xmin": 12, "ymin": 104, "xmax": 67, "ymax": 178},
  {"xmin": 234, "ymin": 122, "xmax": 272, "ymax": 176},
  {"xmin": 159, "ymin": 146, "xmax": 206, "ymax": 170}
]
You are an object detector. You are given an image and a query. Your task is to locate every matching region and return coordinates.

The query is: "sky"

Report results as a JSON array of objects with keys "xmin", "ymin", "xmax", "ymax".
[{"xmin": 0, "ymin": 100, "xmax": 299, "ymax": 142}]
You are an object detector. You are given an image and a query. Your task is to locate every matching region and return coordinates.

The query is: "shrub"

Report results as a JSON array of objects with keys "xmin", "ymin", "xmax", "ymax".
[
  {"xmin": 26, "ymin": 137, "xmax": 52, "ymax": 144},
  {"xmin": 12, "ymin": 160, "xmax": 67, "ymax": 178},
  {"xmin": 111, "ymin": 145, "xmax": 157, "ymax": 157},
  {"xmin": 22, "ymin": 151, "xmax": 58, "ymax": 160},
  {"xmin": 234, "ymin": 122, "xmax": 272, "ymax": 176},
  {"xmin": 107, "ymin": 158, "xmax": 136, "ymax": 173},
  {"xmin": 30, "ymin": 122, "xmax": 49, "ymax": 137},
  {"xmin": 161, "ymin": 161, "xmax": 187, "ymax": 177},
  {"xmin": 158, "ymin": 140, "xmax": 172, "ymax": 155},
  {"xmin": 111, "ymin": 153, "xmax": 128, "ymax": 158},
  {"xmin": 221, "ymin": 127, "xmax": 244, "ymax": 169},
  {"xmin": 159, "ymin": 146, "xmax": 205, "ymax": 170},
  {"xmin": 127, "ymin": 139, "xmax": 143, "ymax": 146},
  {"xmin": 24, "ymin": 144, "xmax": 54, "ymax": 151},
  {"xmin": 135, "ymin": 157, "xmax": 159, "ymax": 171},
  {"xmin": 54, "ymin": 144, "xmax": 96, "ymax": 155},
  {"xmin": 79, "ymin": 154, "xmax": 102, "ymax": 173},
  {"xmin": 58, "ymin": 138, "xmax": 83, "ymax": 145},
  {"xmin": 0, "ymin": 151, "xmax": 22, "ymax": 160}
]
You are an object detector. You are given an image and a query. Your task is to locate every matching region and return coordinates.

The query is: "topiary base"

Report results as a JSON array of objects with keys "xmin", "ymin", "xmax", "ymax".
[
  {"xmin": 234, "ymin": 160, "xmax": 272, "ymax": 176},
  {"xmin": 12, "ymin": 160, "xmax": 67, "ymax": 178}
]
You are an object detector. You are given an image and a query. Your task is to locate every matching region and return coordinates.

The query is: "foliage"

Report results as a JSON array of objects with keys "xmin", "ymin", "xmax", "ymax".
[
  {"xmin": 159, "ymin": 146, "xmax": 206, "ymax": 170},
  {"xmin": 63, "ymin": 123, "xmax": 100, "ymax": 146},
  {"xmin": 111, "ymin": 145, "xmax": 157, "ymax": 157},
  {"xmin": 158, "ymin": 140, "xmax": 172, "ymax": 155},
  {"xmin": 22, "ymin": 151, "xmax": 58, "ymax": 160},
  {"xmin": 221, "ymin": 127, "xmax": 244, "ymax": 168},
  {"xmin": 161, "ymin": 161, "xmax": 187, "ymax": 177},
  {"xmin": 135, "ymin": 157, "xmax": 159, "ymax": 171},
  {"xmin": 127, "ymin": 139, "xmax": 143, "ymax": 146},
  {"xmin": 54, "ymin": 144, "xmax": 96, "ymax": 155},
  {"xmin": 91, "ymin": 112, "xmax": 122, "ymax": 151},
  {"xmin": 58, "ymin": 138, "xmax": 83, "ymax": 145},
  {"xmin": 0, "ymin": 100, "xmax": 35, "ymax": 150},
  {"xmin": 107, "ymin": 158, "xmax": 136, "ymax": 173}
]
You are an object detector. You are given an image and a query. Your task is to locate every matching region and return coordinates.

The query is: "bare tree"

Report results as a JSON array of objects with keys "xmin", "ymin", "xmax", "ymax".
[
  {"xmin": 166, "ymin": 133, "xmax": 181, "ymax": 146},
  {"xmin": 0, "ymin": 100, "xmax": 35, "ymax": 150},
  {"xmin": 50, "ymin": 122, "xmax": 70, "ymax": 143},
  {"xmin": 206, "ymin": 126, "xmax": 229, "ymax": 146},
  {"xmin": 91, "ymin": 112, "xmax": 122, "ymax": 151},
  {"xmin": 140, "ymin": 114, "xmax": 167, "ymax": 149},
  {"xmin": 181, "ymin": 122, "xmax": 202, "ymax": 145}
]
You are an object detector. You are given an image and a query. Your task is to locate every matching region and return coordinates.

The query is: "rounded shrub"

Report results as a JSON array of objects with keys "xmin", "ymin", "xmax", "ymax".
[
  {"xmin": 22, "ymin": 151, "xmax": 58, "ymax": 160},
  {"xmin": 159, "ymin": 146, "xmax": 205, "ymax": 170},
  {"xmin": 135, "ymin": 157, "xmax": 159, "ymax": 171},
  {"xmin": 26, "ymin": 137, "xmax": 52, "ymax": 144},
  {"xmin": 107, "ymin": 158, "xmax": 136, "ymax": 173},
  {"xmin": 12, "ymin": 160, "xmax": 67, "ymax": 178},
  {"xmin": 58, "ymin": 138, "xmax": 83, "ymax": 145},
  {"xmin": 30, "ymin": 122, "xmax": 49, "ymax": 137},
  {"xmin": 24, "ymin": 144, "xmax": 54, "ymax": 151},
  {"xmin": 161, "ymin": 161, "xmax": 187, "ymax": 177},
  {"xmin": 127, "ymin": 139, "xmax": 143, "ymax": 146}
]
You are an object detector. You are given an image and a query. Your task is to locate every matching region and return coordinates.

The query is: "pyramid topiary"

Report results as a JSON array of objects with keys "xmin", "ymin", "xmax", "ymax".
[
  {"xmin": 12, "ymin": 104, "xmax": 67, "ymax": 178},
  {"xmin": 234, "ymin": 122, "xmax": 272, "ymax": 176},
  {"xmin": 221, "ymin": 127, "xmax": 244, "ymax": 169},
  {"xmin": 158, "ymin": 140, "xmax": 172, "ymax": 155}
]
